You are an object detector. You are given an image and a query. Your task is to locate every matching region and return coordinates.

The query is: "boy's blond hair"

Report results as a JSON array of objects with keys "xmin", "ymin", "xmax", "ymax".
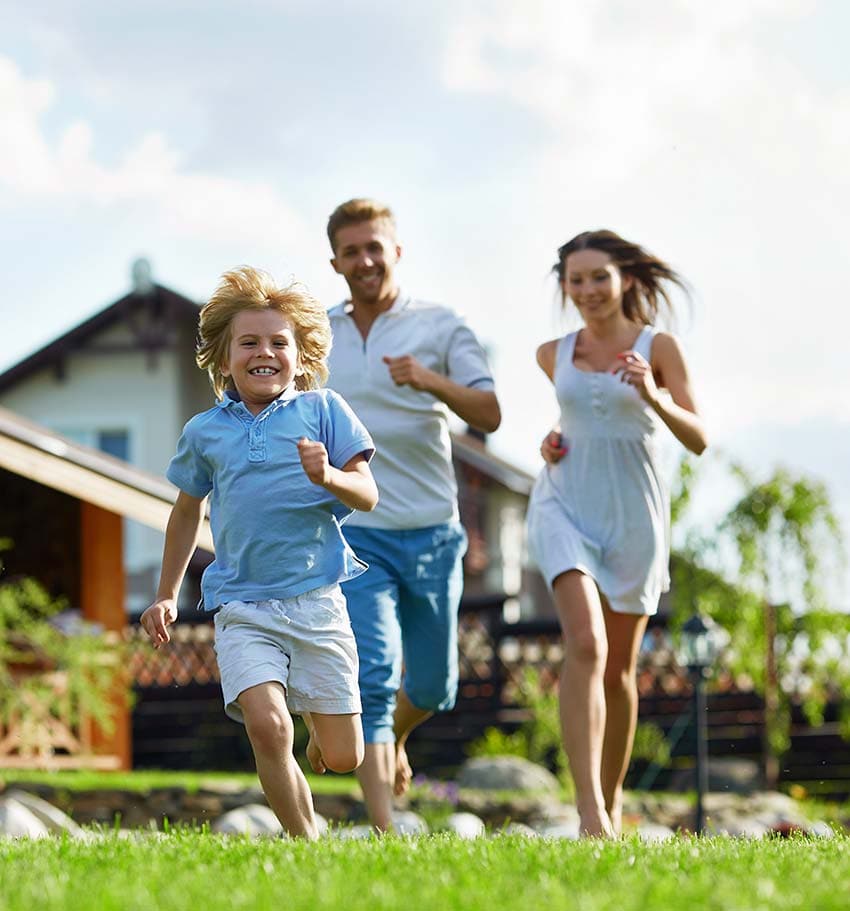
[
  {"xmin": 196, "ymin": 266, "xmax": 331, "ymax": 399},
  {"xmin": 326, "ymin": 198, "xmax": 396, "ymax": 252}
]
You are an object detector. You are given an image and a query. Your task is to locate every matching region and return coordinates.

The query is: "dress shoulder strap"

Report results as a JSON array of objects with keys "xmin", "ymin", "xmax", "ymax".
[{"xmin": 635, "ymin": 325, "xmax": 657, "ymax": 360}]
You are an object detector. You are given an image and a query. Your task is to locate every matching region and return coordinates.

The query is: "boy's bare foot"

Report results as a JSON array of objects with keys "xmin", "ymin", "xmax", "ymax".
[
  {"xmin": 306, "ymin": 733, "xmax": 326, "ymax": 774},
  {"xmin": 393, "ymin": 742, "xmax": 413, "ymax": 796}
]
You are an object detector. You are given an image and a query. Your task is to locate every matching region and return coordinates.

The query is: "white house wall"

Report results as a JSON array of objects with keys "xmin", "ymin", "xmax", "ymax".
[{"xmin": 0, "ymin": 348, "xmax": 186, "ymax": 614}]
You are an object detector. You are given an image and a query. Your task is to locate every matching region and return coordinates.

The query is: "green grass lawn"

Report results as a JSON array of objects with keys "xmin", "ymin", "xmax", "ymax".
[
  {"xmin": 0, "ymin": 768, "xmax": 360, "ymax": 796},
  {"xmin": 0, "ymin": 830, "xmax": 847, "ymax": 911}
]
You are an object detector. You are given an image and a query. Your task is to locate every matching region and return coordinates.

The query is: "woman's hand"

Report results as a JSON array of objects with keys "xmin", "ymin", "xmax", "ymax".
[
  {"xmin": 612, "ymin": 350, "xmax": 659, "ymax": 405},
  {"xmin": 541, "ymin": 429, "xmax": 568, "ymax": 464}
]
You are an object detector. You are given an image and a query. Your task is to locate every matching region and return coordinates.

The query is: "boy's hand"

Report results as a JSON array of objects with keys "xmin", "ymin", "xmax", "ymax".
[
  {"xmin": 140, "ymin": 600, "xmax": 177, "ymax": 648},
  {"xmin": 298, "ymin": 437, "xmax": 331, "ymax": 486}
]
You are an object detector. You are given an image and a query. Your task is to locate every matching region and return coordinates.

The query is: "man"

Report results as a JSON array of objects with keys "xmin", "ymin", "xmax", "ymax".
[{"xmin": 325, "ymin": 198, "xmax": 501, "ymax": 831}]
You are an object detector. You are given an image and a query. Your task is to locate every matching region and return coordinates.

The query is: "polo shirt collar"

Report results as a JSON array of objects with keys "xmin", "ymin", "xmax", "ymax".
[
  {"xmin": 341, "ymin": 290, "xmax": 411, "ymax": 317},
  {"xmin": 217, "ymin": 384, "xmax": 300, "ymax": 411}
]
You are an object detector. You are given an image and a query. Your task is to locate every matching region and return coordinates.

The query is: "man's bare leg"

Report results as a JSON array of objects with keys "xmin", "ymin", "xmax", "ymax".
[
  {"xmin": 392, "ymin": 688, "xmax": 432, "ymax": 796},
  {"xmin": 355, "ymin": 742, "xmax": 395, "ymax": 832}
]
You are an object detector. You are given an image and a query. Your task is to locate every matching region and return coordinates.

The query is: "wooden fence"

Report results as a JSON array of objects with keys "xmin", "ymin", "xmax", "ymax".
[{"xmin": 127, "ymin": 595, "xmax": 850, "ymax": 798}]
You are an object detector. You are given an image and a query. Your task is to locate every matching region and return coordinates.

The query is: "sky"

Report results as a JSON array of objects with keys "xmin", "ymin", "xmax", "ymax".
[{"xmin": 1, "ymin": 0, "xmax": 848, "ymax": 605}]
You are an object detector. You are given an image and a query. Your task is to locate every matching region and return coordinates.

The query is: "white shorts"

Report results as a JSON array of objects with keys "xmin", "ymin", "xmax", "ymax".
[{"xmin": 213, "ymin": 583, "xmax": 361, "ymax": 723}]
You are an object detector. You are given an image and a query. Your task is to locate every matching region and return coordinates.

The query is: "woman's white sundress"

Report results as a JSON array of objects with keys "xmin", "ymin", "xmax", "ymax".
[{"xmin": 526, "ymin": 326, "xmax": 670, "ymax": 615}]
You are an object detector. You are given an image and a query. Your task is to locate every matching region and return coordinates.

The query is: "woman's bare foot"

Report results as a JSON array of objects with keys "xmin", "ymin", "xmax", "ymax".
[
  {"xmin": 306, "ymin": 733, "xmax": 326, "ymax": 774},
  {"xmin": 578, "ymin": 806, "xmax": 615, "ymax": 838},
  {"xmin": 607, "ymin": 792, "xmax": 623, "ymax": 837},
  {"xmin": 394, "ymin": 742, "xmax": 413, "ymax": 796}
]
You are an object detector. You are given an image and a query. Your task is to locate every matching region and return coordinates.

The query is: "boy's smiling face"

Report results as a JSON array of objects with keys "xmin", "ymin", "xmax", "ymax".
[{"xmin": 221, "ymin": 309, "xmax": 302, "ymax": 414}]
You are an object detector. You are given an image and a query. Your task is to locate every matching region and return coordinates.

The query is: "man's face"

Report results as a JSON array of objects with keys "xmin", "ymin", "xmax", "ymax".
[{"xmin": 331, "ymin": 219, "xmax": 402, "ymax": 305}]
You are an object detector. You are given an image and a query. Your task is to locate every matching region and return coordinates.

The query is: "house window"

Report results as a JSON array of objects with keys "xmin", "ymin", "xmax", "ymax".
[
  {"xmin": 60, "ymin": 427, "xmax": 130, "ymax": 462},
  {"xmin": 97, "ymin": 430, "xmax": 129, "ymax": 461}
]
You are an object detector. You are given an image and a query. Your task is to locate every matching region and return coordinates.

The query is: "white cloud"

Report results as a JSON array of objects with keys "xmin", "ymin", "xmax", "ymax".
[
  {"xmin": 441, "ymin": 0, "xmax": 850, "ymax": 438},
  {"xmin": 0, "ymin": 55, "xmax": 305, "ymax": 246}
]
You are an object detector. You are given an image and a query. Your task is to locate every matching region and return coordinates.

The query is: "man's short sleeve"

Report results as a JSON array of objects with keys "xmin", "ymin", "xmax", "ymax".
[
  {"xmin": 166, "ymin": 423, "xmax": 214, "ymax": 498},
  {"xmin": 445, "ymin": 316, "xmax": 495, "ymax": 390},
  {"xmin": 321, "ymin": 391, "xmax": 376, "ymax": 468}
]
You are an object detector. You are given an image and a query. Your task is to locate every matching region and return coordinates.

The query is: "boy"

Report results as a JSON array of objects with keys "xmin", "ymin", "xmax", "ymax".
[{"xmin": 140, "ymin": 266, "xmax": 378, "ymax": 839}]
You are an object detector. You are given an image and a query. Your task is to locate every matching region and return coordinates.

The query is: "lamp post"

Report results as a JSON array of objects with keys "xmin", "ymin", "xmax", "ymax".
[{"xmin": 678, "ymin": 613, "xmax": 725, "ymax": 835}]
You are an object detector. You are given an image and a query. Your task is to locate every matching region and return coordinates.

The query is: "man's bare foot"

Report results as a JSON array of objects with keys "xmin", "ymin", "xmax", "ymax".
[
  {"xmin": 393, "ymin": 742, "xmax": 413, "ymax": 796},
  {"xmin": 306, "ymin": 733, "xmax": 326, "ymax": 774}
]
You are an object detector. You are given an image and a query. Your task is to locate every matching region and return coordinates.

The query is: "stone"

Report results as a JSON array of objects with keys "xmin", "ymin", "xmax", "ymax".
[
  {"xmin": 391, "ymin": 810, "xmax": 429, "ymax": 835},
  {"xmin": 636, "ymin": 823, "xmax": 677, "ymax": 843},
  {"xmin": 0, "ymin": 798, "xmax": 50, "ymax": 839},
  {"xmin": 5, "ymin": 789, "xmax": 83, "ymax": 837},
  {"xmin": 457, "ymin": 757, "xmax": 561, "ymax": 793},
  {"xmin": 536, "ymin": 820, "xmax": 580, "ymax": 840},
  {"xmin": 493, "ymin": 822, "xmax": 538, "ymax": 837},
  {"xmin": 705, "ymin": 817, "xmax": 770, "ymax": 838},
  {"xmin": 670, "ymin": 758, "xmax": 761, "ymax": 795},
  {"xmin": 212, "ymin": 804, "xmax": 283, "ymax": 836},
  {"xmin": 331, "ymin": 824, "xmax": 376, "ymax": 840},
  {"xmin": 442, "ymin": 812, "xmax": 485, "ymax": 839}
]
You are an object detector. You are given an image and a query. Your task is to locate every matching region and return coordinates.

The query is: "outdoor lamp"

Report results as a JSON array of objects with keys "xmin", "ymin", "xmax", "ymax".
[
  {"xmin": 678, "ymin": 613, "xmax": 724, "ymax": 675},
  {"xmin": 677, "ymin": 612, "xmax": 726, "ymax": 834}
]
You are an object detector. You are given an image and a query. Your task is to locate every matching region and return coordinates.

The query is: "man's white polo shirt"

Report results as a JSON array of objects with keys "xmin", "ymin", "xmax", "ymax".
[{"xmin": 326, "ymin": 293, "xmax": 495, "ymax": 530}]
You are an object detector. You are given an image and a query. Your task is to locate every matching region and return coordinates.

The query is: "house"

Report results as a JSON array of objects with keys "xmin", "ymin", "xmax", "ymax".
[
  {"xmin": 0, "ymin": 405, "xmax": 213, "ymax": 769},
  {"xmin": 0, "ymin": 261, "xmax": 549, "ymax": 619}
]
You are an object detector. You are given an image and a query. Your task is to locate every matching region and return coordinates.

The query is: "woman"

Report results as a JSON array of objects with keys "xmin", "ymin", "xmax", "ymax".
[{"xmin": 527, "ymin": 230, "xmax": 707, "ymax": 837}]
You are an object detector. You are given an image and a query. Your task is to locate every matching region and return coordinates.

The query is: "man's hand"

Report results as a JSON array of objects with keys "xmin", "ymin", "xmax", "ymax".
[
  {"xmin": 382, "ymin": 354, "xmax": 434, "ymax": 392},
  {"xmin": 298, "ymin": 437, "xmax": 332, "ymax": 486},
  {"xmin": 140, "ymin": 600, "xmax": 177, "ymax": 648}
]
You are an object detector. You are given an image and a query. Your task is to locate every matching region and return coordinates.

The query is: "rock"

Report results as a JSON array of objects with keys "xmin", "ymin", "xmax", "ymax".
[
  {"xmin": 5, "ymin": 789, "xmax": 83, "ymax": 837},
  {"xmin": 0, "ymin": 798, "xmax": 51, "ymax": 839},
  {"xmin": 211, "ymin": 804, "xmax": 283, "ymax": 836},
  {"xmin": 536, "ymin": 820, "xmax": 581, "ymax": 840},
  {"xmin": 807, "ymin": 821, "xmax": 836, "ymax": 839},
  {"xmin": 493, "ymin": 822, "xmax": 538, "ymax": 837},
  {"xmin": 391, "ymin": 810, "xmax": 429, "ymax": 835},
  {"xmin": 705, "ymin": 817, "xmax": 770, "ymax": 838},
  {"xmin": 331, "ymin": 824, "xmax": 376, "ymax": 840},
  {"xmin": 637, "ymin": 823, "xmax": 676, "ymax": 843},
  {"xmin": 457, "ymin": 757, "xmax": 561, "ymax": 793},
  {"xmin": 442, "ymin": 813, "xmax": 485, "ymax": 839},
  {"xmin": 670, "ymin": 758, "xmax": 761, "ymax": 795}
]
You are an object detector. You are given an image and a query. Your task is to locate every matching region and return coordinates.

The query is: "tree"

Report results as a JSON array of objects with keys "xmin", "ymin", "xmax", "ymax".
[
  {"xmin": 720, "ymin": 465, "xmax": 845, "ymax": 786},
  {"xmin": 669, "ymin": 457, "xmax": 846, "ymax": 789}
]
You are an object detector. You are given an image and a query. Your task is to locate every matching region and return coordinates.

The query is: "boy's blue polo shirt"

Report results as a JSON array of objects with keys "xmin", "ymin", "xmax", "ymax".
[{"xmin": 167, "ymin": 386, "xmax": 375, "ymax": 612}]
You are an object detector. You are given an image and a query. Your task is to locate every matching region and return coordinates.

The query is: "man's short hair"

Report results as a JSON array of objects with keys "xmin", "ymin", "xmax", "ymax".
[{"xmin": 327, "ymin": 198, "xmax": 396, "ymax": 252}]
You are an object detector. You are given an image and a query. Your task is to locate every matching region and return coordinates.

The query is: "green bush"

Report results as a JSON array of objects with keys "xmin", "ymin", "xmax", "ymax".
[{"xmin": 0, "ymin": 541, "xmax": 130, "ymax": 746}]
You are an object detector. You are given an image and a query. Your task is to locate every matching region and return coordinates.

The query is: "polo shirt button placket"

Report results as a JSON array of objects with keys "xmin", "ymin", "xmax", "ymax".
[{"xmin": 248, "ymin": 417, "xmax": 266, "ymax": 463}]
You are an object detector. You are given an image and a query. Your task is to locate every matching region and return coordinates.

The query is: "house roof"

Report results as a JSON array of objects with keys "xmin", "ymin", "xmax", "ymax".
[
  {"xmin": 0, "ymin": 406, "xmax": 213, "ymax": 551},
  {"xmin": 0, "ymin": 273, "xmax": 535, "ymax": 498},
  {"xmin": 0, "ymin": 283, "xmax": 201, "ymax": 393},
  {"xmin": 450, "ymin": 432, "xmax": 535, "ymax": 496}
]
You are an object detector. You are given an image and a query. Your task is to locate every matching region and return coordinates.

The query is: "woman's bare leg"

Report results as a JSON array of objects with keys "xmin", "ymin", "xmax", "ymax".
[
  {"xmin": 552, "ymin": 570, "xmax": 613, "ymax": 838},
  {"xmin": 600, "ymin": 604, "xmax": 649, "ymax": 835}
]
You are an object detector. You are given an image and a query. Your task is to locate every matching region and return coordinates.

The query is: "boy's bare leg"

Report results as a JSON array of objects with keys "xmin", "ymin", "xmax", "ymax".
[
  {"xmin": 301, "ymin": 712, "xmax": 327, "ymax": 774},
  {"xmin": 305, "ymin": 711, "xmax": 365, "ymax": 774},
  {"xmin": 392, "ymin": 688, "xmax": 432, "ymax": 796},
  {"xmin": 355, "ymin": 742, "xmax": 395, "ymax": 832},
  {"xmin": 238, "ymin": 683, "xmax": 318, "ymax": 839}
]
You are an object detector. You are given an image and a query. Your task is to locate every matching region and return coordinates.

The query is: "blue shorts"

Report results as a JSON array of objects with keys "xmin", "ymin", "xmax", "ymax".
[{"xmin": 341, "ymin": 522, "xmax": 468, "ymax": 743}]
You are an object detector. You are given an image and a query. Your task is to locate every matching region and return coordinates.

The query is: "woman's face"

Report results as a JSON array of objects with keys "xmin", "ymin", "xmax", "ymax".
[{"xmin": 562, "ymin": 248, "xmax": 631, "ymax": 321}]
